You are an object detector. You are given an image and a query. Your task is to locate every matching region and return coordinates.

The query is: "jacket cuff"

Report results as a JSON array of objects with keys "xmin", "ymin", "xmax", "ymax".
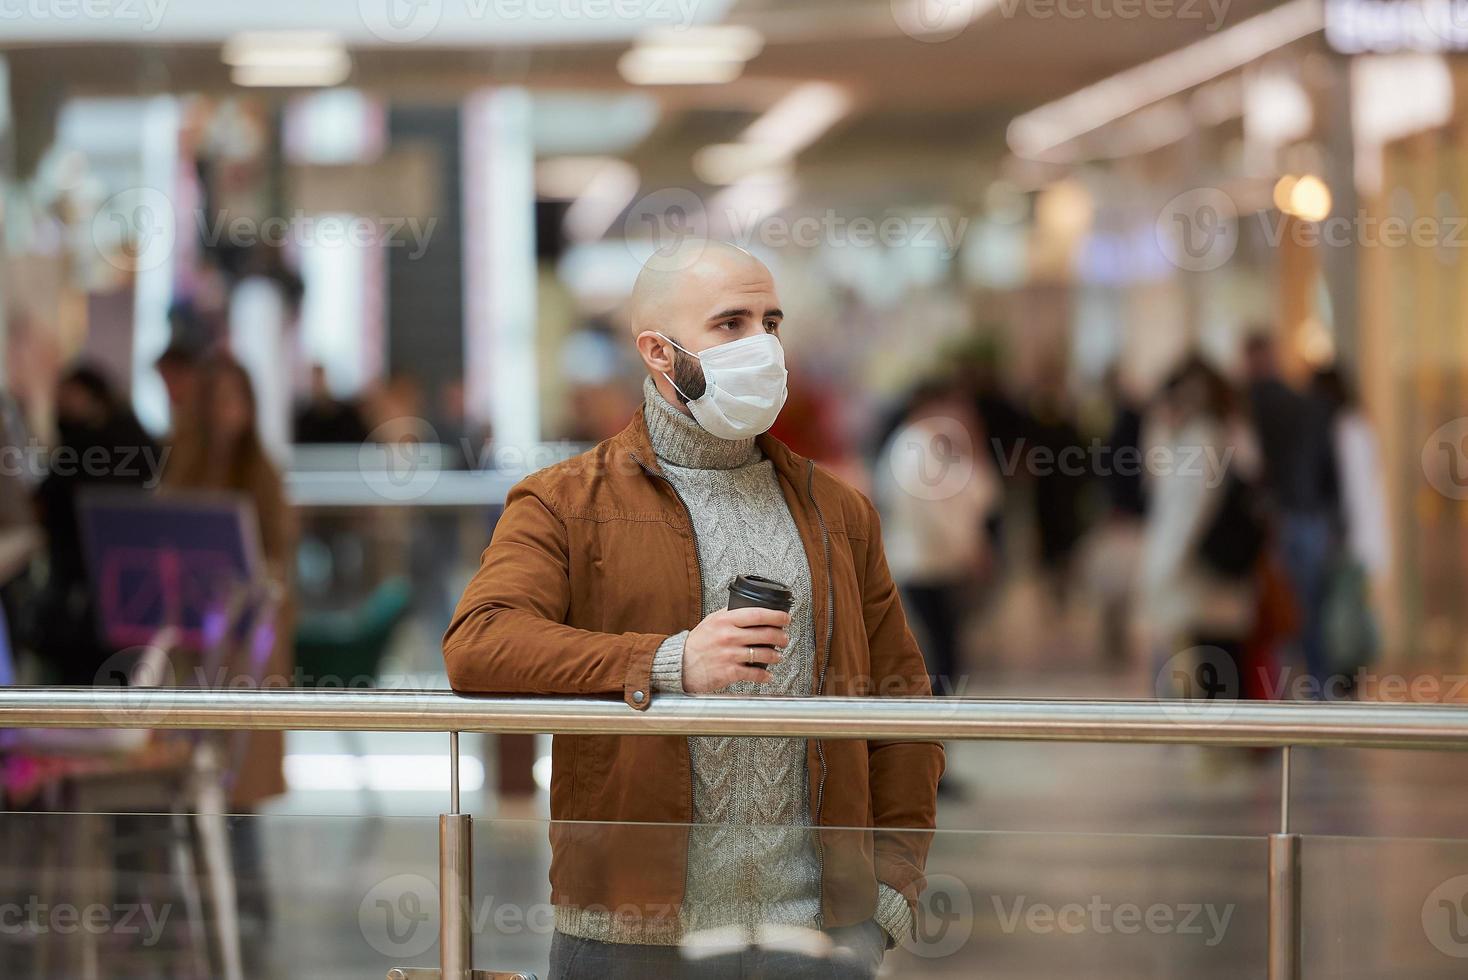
[
  {"xmin": 650, "ymin": 632, "xmax": 687, "ymax": 693},
  {"xmin": 874, "ymin": 883, "xmax": 914, "ymax": 948}
]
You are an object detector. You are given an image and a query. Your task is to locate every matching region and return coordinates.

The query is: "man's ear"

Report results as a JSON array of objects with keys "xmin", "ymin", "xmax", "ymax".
[{"xmin": 635, "ymin": 331, "xmax": 676, "ymax": 375}]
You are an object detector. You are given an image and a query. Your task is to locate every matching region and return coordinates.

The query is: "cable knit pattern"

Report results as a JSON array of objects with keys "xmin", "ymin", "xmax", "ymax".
[{"xmin": 556, "ymin": 378, "xmax": 913, "ymax": 949}]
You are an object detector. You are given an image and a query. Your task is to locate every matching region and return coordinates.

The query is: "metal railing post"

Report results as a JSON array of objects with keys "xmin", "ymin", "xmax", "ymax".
[
  {"xmin": 1268, "ymin": 746, "xmax": 1302, "ymax": 980},
  {"xmin": 441, "ymin": 731, "xmax": 473, "ymax": 980}
]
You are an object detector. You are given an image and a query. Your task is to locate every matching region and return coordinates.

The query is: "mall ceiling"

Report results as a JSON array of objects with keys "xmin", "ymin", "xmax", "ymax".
[{"xmin": 3, "ymin": 0, "xmax": 1292, "ymax": 197}]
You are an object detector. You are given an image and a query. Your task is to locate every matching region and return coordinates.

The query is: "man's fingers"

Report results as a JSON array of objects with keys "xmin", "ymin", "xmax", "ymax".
[
  {"xmin": 735, "ymin": 628, "xmax": 789, "ymax": 650},
  {"xmin": 721, "ymin": 606, "xmax": 791, "ymax": 628},
  {"xmin": 731, "ymin": 666, "xmax": 774, "ymax": 684},
  {"xmin": 739, "ymin": 645, "xmax": 783, "ymax": 666}
]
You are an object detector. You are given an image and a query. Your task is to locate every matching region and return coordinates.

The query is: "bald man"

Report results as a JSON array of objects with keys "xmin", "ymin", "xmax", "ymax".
[{"xmin": 444, "ymin": 241, "xmax": 943, "ymax": 980}]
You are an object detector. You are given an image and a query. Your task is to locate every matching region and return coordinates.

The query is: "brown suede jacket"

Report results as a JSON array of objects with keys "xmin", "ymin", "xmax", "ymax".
[{"xmin": 443, "ymin": 408, "xmax": 944, "ymax": 929}]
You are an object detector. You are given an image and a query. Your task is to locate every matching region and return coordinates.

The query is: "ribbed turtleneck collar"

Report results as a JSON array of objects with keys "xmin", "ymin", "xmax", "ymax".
[{"xmin": 642, "ymin": 375, "xmax": 760, "ymax": 470}]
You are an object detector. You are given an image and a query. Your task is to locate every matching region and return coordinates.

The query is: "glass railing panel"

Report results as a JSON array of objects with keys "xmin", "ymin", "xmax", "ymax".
[
  {"xmin": 456, "ymin": 820, "xmax": 1266, "ymax": 979},
  {"xmin": 1302, "ymin": 833, "xmax": 1468, "ymax": 980},
  {"xmin": 0, "ymin": 809, "xmax": 438, "ymax": 980}
]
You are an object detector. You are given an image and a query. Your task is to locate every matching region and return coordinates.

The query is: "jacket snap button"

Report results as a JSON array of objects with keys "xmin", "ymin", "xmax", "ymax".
[{"xmin": 632, "ymin": 690, "xmax": 646, "ymax": 704}]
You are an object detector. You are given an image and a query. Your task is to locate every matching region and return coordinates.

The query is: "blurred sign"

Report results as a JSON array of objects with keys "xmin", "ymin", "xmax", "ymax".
[
  {"xmin": 1325, "ymin": 0, "xmax": 1468, "ymax": 52},
  {"xmin": 289, "ymin": 146, "xmax": 440, "ymax": 220},
  {"xmin": 79, "ymin": 489, "xmax": 263, "ymax": 651}
]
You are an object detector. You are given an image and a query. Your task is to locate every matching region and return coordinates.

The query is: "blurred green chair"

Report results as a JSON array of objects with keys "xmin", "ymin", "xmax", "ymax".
[{"xmin": 293, "ymin": 578, "xmax": 412, "ymax": 690}]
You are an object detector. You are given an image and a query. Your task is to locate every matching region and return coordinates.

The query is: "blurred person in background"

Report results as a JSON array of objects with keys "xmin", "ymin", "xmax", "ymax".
[
  {"xmin": 1313, "ymin": 367, "xmax": 1389, "ymax": 693},
  {"xmin": 154, "ymin": 332, "xmax": 204, "ymax": 432},
  {"xmin": 1027, "ymin": 366, "xmax": 1091, "ymax": 608},
  {"xmin": 293, "ymin": 362, "xmax": 369, "ymax": 445},
  {"xmin": 1140, "ymin": 357, "xmax": 1261, "ymax": 704},
  {"xmin": 444, "ymin": 240, "xmax": 941, "ymax": 980},
  {"xmin": 0, "ymin": 389, "xmax": 38, "ymax": 666},
  {"xmin": 876, "ymin": 379, "xmax": 997, "ymax": 801},
  {"xmin": 876, "ymin": 379, "xmax": 998, "ymax": 699},
  {"xmin": 31, "ymin": 365, "xmax": 158, "ymax": 685},
  {"xmin": 957, "ymin": 349, "xmax": 1024, "ymax": 558},
  {"xmin": 163, "ymin": 352, "xmax": 294, "ymax": 947},
  {"xmin": 1243, "ymin": 333, "xmax": 1339, "ymax": 690},
  {"xmin": 1088, "ymin": 366, "xmax": 1148, "ymax": 670}
]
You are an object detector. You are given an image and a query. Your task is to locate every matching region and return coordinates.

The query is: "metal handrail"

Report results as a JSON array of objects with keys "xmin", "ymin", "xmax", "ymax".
[
  {"xmin": 5, "ymin": 687, "xmax": 1460, "ymax": 980},
  {"xmin": 2, "ymin": 687, "xmax": 1468, "ymax": 749}
]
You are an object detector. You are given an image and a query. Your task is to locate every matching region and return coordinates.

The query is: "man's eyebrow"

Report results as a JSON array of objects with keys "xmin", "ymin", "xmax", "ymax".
[
  {"xmin": 706, "ymin": 307, "xmax": 753, "ymax": 322},
  {"xmin": 704, "ymin": 307, "xmax": 784, "ymax": 323}
]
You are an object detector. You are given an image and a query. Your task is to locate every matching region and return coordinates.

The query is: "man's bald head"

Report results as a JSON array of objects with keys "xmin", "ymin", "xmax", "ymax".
[
  {"xmin": 629, "ymin": 239, "xmax": 785, "ymax": 414},
  {"xmin": 628, "ymin": 240, "xmax": 770, "ymax": 337}
]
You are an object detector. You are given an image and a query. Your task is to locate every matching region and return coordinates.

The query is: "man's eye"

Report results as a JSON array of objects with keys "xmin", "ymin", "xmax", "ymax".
[{"xmin": 764, "ymin": 321, "xmax": 780, "ymax": 332}]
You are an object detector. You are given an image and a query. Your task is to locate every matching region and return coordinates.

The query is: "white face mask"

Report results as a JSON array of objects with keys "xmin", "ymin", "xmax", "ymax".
[{"xmin": 657, "ymin": 331, "xmax": 788, "ymax": 441}]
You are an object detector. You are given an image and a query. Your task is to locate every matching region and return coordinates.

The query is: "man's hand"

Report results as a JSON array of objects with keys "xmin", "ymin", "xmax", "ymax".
[{"xmin": 682, "ymin": 606, "xmax": 791, "ymax": 694}]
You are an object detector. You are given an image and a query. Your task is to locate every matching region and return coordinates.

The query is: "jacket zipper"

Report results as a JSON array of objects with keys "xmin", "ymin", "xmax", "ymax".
[
  {"xmin": 631, "ymin": 452, "xmax": 701, "ymax": 910},
  {"xmin": 807, "ymin": 459, "xmax": 834, "ymax": 927}
]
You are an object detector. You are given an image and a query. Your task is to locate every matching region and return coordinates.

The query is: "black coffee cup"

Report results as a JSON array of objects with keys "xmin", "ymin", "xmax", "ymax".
[{"xmin": 727, "ymin": 575, "xmax": 793, "ymax": 673}]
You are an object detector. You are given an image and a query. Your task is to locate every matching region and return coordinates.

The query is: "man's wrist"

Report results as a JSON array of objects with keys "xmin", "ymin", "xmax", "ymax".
[
  {"xmin": 874, "ymin": 883, "xmax": 914, "ymax": 949},
  {"xmin": 651, "ymin": 631, "xmax": 687, "ymax": 693}
]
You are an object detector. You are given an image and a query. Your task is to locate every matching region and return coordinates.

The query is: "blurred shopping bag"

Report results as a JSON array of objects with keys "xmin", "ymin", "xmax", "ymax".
[{"xmin": 1242, "ymin": 551, "xmax": 1299, "ymax": 701}]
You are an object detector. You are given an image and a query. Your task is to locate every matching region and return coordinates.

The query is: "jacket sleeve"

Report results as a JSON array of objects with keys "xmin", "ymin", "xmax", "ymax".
[
  {"xmin": 442, "ymin": 477, "xmax": 669, "ymax": 711},
  {"xmin": 855, "ymin": 491, "xmax": 946, "ymax": 917}
]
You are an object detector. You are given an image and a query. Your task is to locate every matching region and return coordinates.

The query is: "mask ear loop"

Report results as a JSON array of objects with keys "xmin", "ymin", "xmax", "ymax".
[{"xmin": 654, "ymin": 332, "xmax": 697, "ymax": 403}]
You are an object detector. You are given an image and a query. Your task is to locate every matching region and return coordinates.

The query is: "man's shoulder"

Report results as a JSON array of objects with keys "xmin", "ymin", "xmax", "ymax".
[{"xmin": 509, "ymin": 420, "xmax": 649, "ymax": 511}]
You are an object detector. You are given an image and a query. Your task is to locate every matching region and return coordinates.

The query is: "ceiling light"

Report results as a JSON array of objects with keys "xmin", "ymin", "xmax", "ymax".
[
  {"xmin": 1272, "ymin": 174, "xmax": 1299, "ymax": 212},
  {"xmin": 618, "ymin": 48, "xmax": 745, "ymax": 86},
  {"xmin": 740, "ymin": 82, "xmax": 851, "ymax": 158},
  {"xmin": 1282, "ymin": 174, "xmax": 1331, "ymax": 221},
  {"xmin": 1007, "ymin": 0, "xmax": 1321, "ymax": 160},
  {"xmin": 692, "ymin": 142, "xmax": 786, "ymax": 185},
  {"xmin": 619, "ymin": 24, "xmax": 764, "ymax": 86},
  {"xmin": 640, "ymin": 24, "xmax": 764, "ymax": 61},
  {"xmin": 562, "ymin": 159, "xmax": 641, "ymax": 242},
  {"xmin": 224, "ymin": 31, "xmax": 351, "ymax": 88},
  {"xmin": 537, "ymin": 155, "xmax": 626, "ymax": 199}
]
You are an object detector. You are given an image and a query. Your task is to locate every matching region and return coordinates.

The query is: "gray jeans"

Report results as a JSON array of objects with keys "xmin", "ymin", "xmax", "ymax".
[{"xmin": 549, "ymin": 921, "xmax": 886, "ymax": 980}]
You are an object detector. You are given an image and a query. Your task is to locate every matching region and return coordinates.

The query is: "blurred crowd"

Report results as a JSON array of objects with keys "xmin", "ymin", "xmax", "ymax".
[{"xmin": 867, "ymin": 330, "xmax": 1390, "ymax": 708}]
